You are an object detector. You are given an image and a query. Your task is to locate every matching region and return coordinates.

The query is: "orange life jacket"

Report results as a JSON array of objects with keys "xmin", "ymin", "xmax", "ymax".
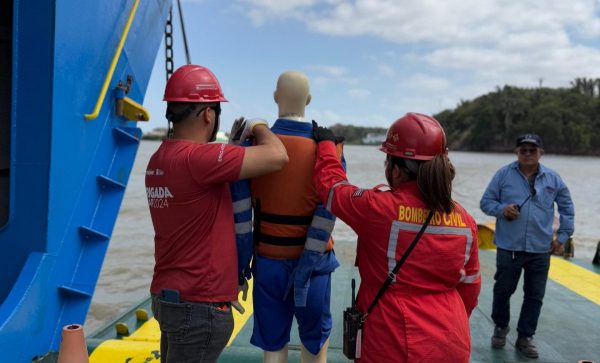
[{"xmin": 251, "ymin": 134, "xmax": 342, "ymax": 259}]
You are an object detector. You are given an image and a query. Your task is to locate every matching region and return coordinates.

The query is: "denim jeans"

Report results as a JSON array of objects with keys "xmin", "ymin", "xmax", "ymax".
[
  {"xmin": 151, "ymin": 294, "xmax": 234, "ymax": 363},
  {"xmin": 491, "ymin": 248, "xmax": 551, "ymax": 338}
]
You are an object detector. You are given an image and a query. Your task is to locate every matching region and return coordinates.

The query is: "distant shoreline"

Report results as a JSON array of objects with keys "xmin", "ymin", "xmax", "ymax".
[
  {"xmin": 142, "ymin": 135, "xmax": 164, "ymax": 141},
  {"xmin": 140, "ymin": 131, "xmax": 599, "ymax": 156},
  {"xmin": 140, "ymin": 132, "xmax": 385, "ymax": 146}
]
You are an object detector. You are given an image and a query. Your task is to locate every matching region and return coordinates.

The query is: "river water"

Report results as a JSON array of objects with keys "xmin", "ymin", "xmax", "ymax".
[{"xmin": 85, "ymin": 141, "xmax": 600, "ymax": 332}]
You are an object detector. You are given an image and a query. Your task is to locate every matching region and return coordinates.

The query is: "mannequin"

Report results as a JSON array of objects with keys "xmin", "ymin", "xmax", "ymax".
[{"xmin": 238, "ymin": 71, "xmax": 337, "ymax": 363}]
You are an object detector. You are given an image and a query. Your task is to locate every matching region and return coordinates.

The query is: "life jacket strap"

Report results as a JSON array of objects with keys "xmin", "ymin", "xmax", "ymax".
[
  {"xmin": 260, "ymin": 211, "xmax": 312, "ymax": 225},
  {"xmin": 258, "ymin": 233, "xmax": 305, "ymax": 246}
]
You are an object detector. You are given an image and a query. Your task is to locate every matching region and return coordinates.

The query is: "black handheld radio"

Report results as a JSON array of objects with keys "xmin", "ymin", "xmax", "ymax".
[{"xmin": 343, "ymin": 278, "xmax": 363, "ymax": 359}]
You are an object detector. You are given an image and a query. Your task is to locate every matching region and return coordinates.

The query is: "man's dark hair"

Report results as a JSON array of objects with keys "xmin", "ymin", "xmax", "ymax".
[{"xmin": 166, "ymin": 102, "xmax": 219, "ymax": 124}]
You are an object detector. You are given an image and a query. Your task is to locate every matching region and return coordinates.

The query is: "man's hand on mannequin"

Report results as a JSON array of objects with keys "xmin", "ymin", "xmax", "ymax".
[
  {"xmin": 231, "ymin": 279, "xmax": 249, "ymax": 314},
  {"xmin": 230, "ymin": 117, "xmax": 269, "ymax": 145},
  {"xmin": 229, "ymin": 117, "xmax": 246, "ymax": 145}
]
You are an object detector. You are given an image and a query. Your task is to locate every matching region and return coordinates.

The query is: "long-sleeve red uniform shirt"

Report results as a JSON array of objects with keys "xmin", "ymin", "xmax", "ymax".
[{"xmin": 313, "ymin": 141, "xmax": 481, "ymax": 363}]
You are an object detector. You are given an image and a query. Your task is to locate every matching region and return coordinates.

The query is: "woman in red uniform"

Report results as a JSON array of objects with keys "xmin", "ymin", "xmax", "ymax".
[{"xmin": 312, "ymin": 113, "xmax": 481, "ymax": 363}]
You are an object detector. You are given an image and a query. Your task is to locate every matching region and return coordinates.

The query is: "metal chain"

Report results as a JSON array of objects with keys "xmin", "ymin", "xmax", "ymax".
[
  {"xmin": 165, "ymin": 9, "xmax": 174, "ymax": 138},
  {"xmin": 164, "ymin": 9, "xmax": 174, "ymax": 82}
]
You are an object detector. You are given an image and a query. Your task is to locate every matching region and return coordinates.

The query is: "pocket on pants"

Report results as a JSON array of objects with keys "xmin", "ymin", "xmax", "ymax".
[
  {"xmin": 208, "ymin": 305, "xmax": 234, "ymax": 351},
  {"xmin": 158, "ymin": 300, "xmax": 192, "ymax": 336},
  {"xmin": 210, "ymin": 304, "xmax": 234, "ymax": 331}
]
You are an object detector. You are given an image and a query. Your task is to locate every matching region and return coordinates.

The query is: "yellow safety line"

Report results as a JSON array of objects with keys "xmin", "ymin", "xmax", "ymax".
[
  {"xmin": 84, "ymin": 0, "xmax": 140, "ymax": 120},
  {"xmin": 548, "ymin": 256, "xmax": 600, "ymax": 305},
  {"xmin": 477, "ymin": 223, "xmax": 598, "ymax": 305},
  {"xmin": 227, "ymin": 278, "xmax": 254, "ymax": 346},
  {"xmin": 486, "ymin": 251, "xmax": 600, "ymax": 306},
  {"xmin": 123, "ymin": 279, "xmax": 253, "ymax": 345}
]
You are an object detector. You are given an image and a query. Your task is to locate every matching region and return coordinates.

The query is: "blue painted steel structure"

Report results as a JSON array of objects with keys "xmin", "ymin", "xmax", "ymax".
[{"xmin": 0, "ymin": 1, "xmax": 170, "ymax": 361}]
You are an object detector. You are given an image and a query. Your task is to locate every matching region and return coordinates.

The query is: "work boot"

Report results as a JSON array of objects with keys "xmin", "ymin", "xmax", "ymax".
[
  {"xmin": 516, "ymin": 336, "xmax": 539, "ymax": 358},
  {"xmin": 491, "ymin": 326, "xmax": 509, "ymax": 348}
]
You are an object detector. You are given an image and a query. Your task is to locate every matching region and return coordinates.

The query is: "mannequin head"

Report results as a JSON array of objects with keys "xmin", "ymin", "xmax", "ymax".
[{"xmin": 274, "ymin": 71, "xmax": 311, "ymax": 119}]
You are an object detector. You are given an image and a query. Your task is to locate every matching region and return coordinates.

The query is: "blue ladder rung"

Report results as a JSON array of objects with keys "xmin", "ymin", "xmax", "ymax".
[
  {"xmin": 97, "ymin": 175, "xmax": 126, "ymax": 189},
  {"xmin": 78, "ymin": 226, "xmax": 110, "ymax": 241},
  {"xmin": 113, "ymin": 127, "xmax": 141, "ymax": 144},
  {"xmin": 58, "ymin": 285, "xmax": 93, "ymax": 298}
]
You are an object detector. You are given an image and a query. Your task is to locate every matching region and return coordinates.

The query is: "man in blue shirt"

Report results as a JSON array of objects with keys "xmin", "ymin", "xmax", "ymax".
[{"xmin": 480, "ymin": 134, "xmax": 574, "ymax": 359}]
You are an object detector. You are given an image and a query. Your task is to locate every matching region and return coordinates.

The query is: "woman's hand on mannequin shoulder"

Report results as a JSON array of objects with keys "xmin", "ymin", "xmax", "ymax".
[{"xmin": 312, "ymin": 120, "xmax": 344, "ymax": 144}]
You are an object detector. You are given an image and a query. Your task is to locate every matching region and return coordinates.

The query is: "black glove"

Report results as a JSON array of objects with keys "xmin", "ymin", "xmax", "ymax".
[
  {"xmin": 228, "ymin": 117, "xmax": 246, "ymax": 145},
  {"xmin": 312, "ymin": 120, "xmax": 340, "ymax": 143}
]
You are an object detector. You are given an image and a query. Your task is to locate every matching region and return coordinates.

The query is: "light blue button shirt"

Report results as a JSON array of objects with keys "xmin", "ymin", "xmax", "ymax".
[{"xmin": 480, "ymin": 161, "xmax": 574, "ymax": 252}]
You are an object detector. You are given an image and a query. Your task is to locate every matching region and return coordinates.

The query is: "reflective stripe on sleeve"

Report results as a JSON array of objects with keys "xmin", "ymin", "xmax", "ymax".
[
  {"xmin": 460, "ymin": 271, "xmax": 481, "ymax": 284},
  {"xmin": 326, "ymin": 181, "xmax": 349, "ymax": 211},
  {"xmin": 233, "ymin": 197, "xmax": 251, "ymax": 214},
  {"xmin": 311, "ymin": 215, "xmax": 335, "ymax": 232},
  {"xmin": 235, "ymin": 221, "xmax": 252, "ymax": 234},
  {"xmin": 305, "ymin": 238, "xmax": 327, "ymax": 253}
]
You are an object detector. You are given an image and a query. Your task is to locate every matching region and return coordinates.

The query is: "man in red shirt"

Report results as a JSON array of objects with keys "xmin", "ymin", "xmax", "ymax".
[{"xmin": 145, "ymin": 64, "xmax": 288, "ymax": 363}]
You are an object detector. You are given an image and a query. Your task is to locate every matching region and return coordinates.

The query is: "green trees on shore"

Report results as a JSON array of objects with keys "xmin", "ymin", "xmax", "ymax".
[
  {"xmin": 328, "ymin": 124, "xmax": 387, "ymax": 145},
  {"xmin": 434, "ymin": 80, "xmax": 600, "ymax": 155}
]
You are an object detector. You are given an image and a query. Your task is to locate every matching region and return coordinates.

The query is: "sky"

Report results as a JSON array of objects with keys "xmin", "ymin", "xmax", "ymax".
[{"xmin": 140, "ymin": 0, "xmax": 600, "ymax": 133}]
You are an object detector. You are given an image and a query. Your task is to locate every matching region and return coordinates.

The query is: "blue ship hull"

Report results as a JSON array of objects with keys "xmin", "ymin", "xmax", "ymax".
[{"xmin": 0, "ymin": 1, "xmax": 170, "ymax": 361}]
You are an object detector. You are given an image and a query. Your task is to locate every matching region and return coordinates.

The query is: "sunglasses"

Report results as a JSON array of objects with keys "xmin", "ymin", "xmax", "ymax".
[
  {"xmin": 518, "ymin": 147, "xmax": 538, "ymax": 155},
  {"xmin": 195, "ymin": 104, "xmax": 221, "ymax": 118}
]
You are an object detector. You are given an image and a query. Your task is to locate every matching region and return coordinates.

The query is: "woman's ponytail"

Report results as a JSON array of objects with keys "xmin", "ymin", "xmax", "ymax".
[{"xmin": 417, "ymin": 154, "xmax": 456, "ymax": 214}]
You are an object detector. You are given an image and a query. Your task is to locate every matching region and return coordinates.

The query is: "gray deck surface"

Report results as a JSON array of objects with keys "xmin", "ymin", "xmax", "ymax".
[
  {"xmin": 219, "ymin": 249, "xmax": 600, "ymax": 362},
  {"xmin": 88, "ymin": 248, "xmax": 600, "ymax": 362}
]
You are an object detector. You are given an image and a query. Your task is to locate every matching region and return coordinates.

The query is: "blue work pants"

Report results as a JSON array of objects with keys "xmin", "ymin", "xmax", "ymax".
[{"xmin": 491, "ymin": 248, "xmax": 551, "ymax": 338}]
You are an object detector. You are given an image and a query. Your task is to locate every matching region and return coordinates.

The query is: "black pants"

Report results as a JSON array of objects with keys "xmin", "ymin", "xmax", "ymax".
[
  {"xmin": 151, "ymin": 295, "xmax": 234, "ymax": 363},
  {"xmin": 491, "ymin": 248, "xmax": 550, "ymax": 338}
]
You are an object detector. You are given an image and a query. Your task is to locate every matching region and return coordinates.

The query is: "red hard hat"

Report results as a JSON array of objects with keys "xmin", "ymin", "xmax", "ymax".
[
  {"xmin": 163, "ymin": 65, "xmax": 228, "ymax": 102},
  {"xmin": 379, "ymin": 113, "xmax": 446, "ymax": 160}
]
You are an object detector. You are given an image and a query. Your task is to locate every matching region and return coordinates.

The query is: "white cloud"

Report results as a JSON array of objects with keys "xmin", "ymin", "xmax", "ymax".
[
  {"xmin": 295, "ymin": 0, "xmax": 600, "ymax": 45},
  {"xmin": 230, "ymin": 0, "xmax": 600, "ymax": 120},
  {"xmin": 425, "ymin": 42, "xmax": 600, "ymax": 87},
  {"xmin": 237, "ymin": 0, "xmax": 600, "ymax": 88}
]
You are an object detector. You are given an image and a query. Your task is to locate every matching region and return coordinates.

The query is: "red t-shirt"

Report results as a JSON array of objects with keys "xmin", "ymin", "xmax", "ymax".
[{"xmin": 146, "ymin": 139, "xmax": 244, "ymax": 302}]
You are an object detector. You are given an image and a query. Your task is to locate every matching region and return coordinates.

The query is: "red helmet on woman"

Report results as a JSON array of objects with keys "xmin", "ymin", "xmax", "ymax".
[
  {"xmin": 163, "ymin": 64, "xmax": 228, "ymax": 103},
  {"xmin": 380, "ymin": 113, "xmax": 446, "ymax": 161}
]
